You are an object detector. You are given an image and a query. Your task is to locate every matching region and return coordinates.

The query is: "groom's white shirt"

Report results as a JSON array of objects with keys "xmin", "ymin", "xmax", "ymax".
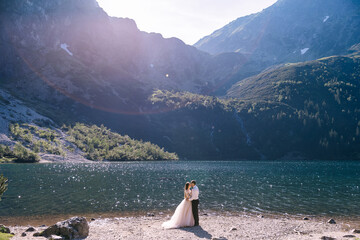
[{"xmin": 189, "ymin": 186, "xmax": 199, "ymax": 201}]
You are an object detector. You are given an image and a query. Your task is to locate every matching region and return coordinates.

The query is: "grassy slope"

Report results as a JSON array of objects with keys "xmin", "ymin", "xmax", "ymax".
[
  {"xmin": 65, "ymin": 123, "xmax": 178, "ymax": 161},
  {"xmin": 225, "ymin": 54, "xmax": 360, "ymax": 159},
  {"xmin": 5, "ymin": 122, "xmax": 178, "ymax": 162}
]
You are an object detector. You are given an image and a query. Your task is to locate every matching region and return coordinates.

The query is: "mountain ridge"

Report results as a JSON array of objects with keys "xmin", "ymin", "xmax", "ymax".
[
  {"xmin": 1, "ymin": 0, "xmax": 360, "ymax": 160},
  {"xmin": 194, "ymin": 0, "xmax": 360, "ymax": 67}
]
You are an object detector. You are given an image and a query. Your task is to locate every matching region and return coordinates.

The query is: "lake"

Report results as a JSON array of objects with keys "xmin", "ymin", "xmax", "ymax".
[{"xmin": 1, "ymin": 161, "xmax": 360, "ymax": 221}]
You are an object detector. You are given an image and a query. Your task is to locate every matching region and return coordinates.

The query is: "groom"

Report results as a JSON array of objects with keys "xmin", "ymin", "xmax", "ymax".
[{"xmin": 188, "ymin": 180, "xmax": 199, "ymax": 226}]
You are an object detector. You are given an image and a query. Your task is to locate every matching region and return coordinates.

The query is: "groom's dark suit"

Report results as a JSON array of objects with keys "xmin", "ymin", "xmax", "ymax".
[{"xmin": 190, "ymin": 185, "xmax": 199, "ymax": 226}]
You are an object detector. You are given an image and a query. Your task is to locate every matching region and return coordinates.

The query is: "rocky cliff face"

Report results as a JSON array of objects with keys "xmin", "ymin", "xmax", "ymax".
[{"xmin": 195, "ymin": 0, "xmax": 360, "ymax": 67}]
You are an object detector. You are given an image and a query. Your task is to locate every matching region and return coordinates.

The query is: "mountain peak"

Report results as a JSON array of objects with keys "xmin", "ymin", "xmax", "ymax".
[
  {"xmin": 194, "ymin": 0, "xmax": 360, "ymax": 67},
  {"xmin": 0, "ymin": 0, "xmax": 101, "ymax": 13}
]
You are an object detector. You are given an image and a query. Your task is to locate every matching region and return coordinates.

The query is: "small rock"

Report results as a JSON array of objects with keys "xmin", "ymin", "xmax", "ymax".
[
  {"xmin": 202, "ymin": 213, "xmax": 208, "ymax": 216},
  {"xmin": 10, "ymin": 232, "xmax": 15, "ymax": 235},
  {"xmin": 21, "ymin": 232, "xmax": 26, "ymax": 237},
  {"xmin": 343, "ymin": 235, "xmax": 356, "ymax": 238},
  {"xmin": 320, "ymin": 236, "xmax": 336, "ymax": 240},
  {"xmin": 327, "ymin": 219, "xmax": 336, "ymax": 224},
  {"xmin": 33, "ymin": 232, "xmax": 42, "ymax": 237},
  {"xmin": 26, "ymin": 227, "xmax": 36, "ymax": 232},
  {"xmin": 352, "ymin": 229, "xmax": 360, "ymax": 233},
  {"xmin": 48, "ymin": 235, "xmax": 63, "ymax": 240},
  {"xmin": 90, "ymin": 218, "xmax": 96, "ymax": 221},
  {"xmin": 258, "ymin": 215, "xmax": 264, "ymax": 218},
  {"xmin": 147, "ymin": 213, "xmax": 155, "ymax": 217},
  {"xmin": 229, "ymin": 227, "xmax": 237, "ymax": 231},
  {"xmin": 39, "ymin": 225, "xmax": 47, "ymax": 228},
  {"xmin": 303, "ymin": 217, "xmax": 309, "ymax": 220}
]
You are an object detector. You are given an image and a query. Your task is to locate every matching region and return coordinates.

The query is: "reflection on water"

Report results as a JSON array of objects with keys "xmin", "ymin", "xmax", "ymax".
[{"xmin": 0, "ymin": 161, "xmax": 360, "ymax": 218}]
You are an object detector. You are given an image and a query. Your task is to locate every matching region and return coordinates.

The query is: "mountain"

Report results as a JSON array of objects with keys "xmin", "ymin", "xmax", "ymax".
[
  {"xmin": 225, "ymin": 53, "xmax": 360, "ymax": 159},
  {"xmin": 1, "ymin": 0, "xmax": 360, "ymax": 160},
  {"xmin": 145, "ymin": 53, "xmax": 360, "ymax": 160},
  {"xmin": 0, "ymin": 0, "xmax": 246, "ymax": 115},
  {"xmin": 195, "ymin": 0, "xmax": 360, "ymax": 67},
  {"xmin": 0, "ymin": 0, "xmax": 248, "ymax": 160}
]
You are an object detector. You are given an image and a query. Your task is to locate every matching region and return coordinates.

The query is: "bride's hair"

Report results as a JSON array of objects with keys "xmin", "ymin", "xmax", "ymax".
[
  {"xmin": 184, "ymin": 182, "xmax": 190, "ymax": 198},
  {"xmin": 184, "ymin": 182, "xmax": 190, "ymax": 190}
]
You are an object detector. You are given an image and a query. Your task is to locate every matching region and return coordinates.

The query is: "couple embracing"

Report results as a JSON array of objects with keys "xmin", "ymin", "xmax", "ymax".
[{"xmin": 162, "ymin": 180, "xmax": 199, "ymax": 229}]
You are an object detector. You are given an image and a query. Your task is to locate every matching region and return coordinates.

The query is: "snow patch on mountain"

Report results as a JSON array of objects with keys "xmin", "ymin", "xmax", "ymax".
[
  {"xmin": 301, "ymin": 48, "xmax": 310, "ymax": 55},
  {"xmin": 60, "ymin": 43, "xmax": 73, "ymax": 56}
]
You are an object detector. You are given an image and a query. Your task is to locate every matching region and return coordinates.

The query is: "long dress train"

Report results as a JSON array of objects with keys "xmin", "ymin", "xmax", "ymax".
[{"xmin": 162, "ymin": 189, "xmax": 195, "ymax": 229}]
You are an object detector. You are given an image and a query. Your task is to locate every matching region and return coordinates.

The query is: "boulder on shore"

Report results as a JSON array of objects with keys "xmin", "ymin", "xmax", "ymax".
[
  {"xmin": 327, "ymin": 219, "xmax": 336, "ymax": 224},
  {"xmin": 25, "ymin": 227, "xmax": 36, "ymax": 232},
  {"xmin": 40, "ymin": 216, "xmax": 89, "ymax": 239},
  {"xmin": 320, "ymin": 236, "xmax": 336, "ymax": 240}
]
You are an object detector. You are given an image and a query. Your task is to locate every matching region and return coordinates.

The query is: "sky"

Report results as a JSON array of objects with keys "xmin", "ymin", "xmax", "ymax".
[{"xmin": 96, "ymin": 0, "xmax": 278, "ymax": 45}]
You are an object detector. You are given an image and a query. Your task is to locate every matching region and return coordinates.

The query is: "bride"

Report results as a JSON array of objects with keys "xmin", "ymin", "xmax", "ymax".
[{"xmin": 162, "ymin": 182, "xmax": 195, "ymax": 229}]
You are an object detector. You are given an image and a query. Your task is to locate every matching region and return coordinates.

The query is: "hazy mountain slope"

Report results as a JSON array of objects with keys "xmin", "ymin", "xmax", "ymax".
[
  {"xmin": 195, "ymin": 0, "xmax": 360, "ymax": 67},
  {"xmin": 0, "ymin": 0, "xmax": 246, "ymax": 115},
  {"xmin": 224, "ymin": 54, "xmax": 360, "ymax": 159},
  {"xmin": 0, "ymin": 0, "xmax": 248, "ymax": 160}
]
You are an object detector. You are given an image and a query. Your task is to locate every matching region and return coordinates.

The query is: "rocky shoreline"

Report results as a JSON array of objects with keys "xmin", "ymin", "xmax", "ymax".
[{"xmin": 4, "ymin": 214, "xmax": 360, "ymax": 240}]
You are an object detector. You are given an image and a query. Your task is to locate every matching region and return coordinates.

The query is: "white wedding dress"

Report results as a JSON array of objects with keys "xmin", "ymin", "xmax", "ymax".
[{"xmin": 162, "ymin": 189, "xmax": 195, "ymax": 229}]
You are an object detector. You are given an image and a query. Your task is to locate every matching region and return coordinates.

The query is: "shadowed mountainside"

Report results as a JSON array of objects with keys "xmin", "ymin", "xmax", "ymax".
[{"xmin": 1, "ymin": 0, "xmax": 360, "ymax": 160}]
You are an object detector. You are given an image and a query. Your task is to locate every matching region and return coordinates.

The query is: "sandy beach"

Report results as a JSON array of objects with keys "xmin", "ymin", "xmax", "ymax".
[{"xmin": 7, "ymin": 214, "xmax": 360, "ymax": 240}]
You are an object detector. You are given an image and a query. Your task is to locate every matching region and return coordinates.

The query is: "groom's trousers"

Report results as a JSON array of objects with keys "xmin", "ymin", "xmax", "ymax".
[{"xmin": 192, "ymin": 199, "xmax": 199, "ymax": 226}]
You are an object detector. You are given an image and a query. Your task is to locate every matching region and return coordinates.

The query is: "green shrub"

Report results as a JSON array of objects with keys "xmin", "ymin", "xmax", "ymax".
[
  {"xmin": 66, "ymin": 123, "xmax": 178, "ymax": 161},
  {"xmin": 12, "ymin": 143, "xmax": 40, "ymax": 163},
  {"xmin": 9, "ymin": 124, "xmax": 63, "ymax": 156},
  {"xmin": 0, "ymin": 145, "xmax": 12, "ymax": 159}
]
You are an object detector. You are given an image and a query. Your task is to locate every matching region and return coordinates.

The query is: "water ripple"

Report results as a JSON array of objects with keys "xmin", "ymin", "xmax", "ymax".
[{"xmin": 0, "ymin": 161, "xmax": 360, "ymax": 217}]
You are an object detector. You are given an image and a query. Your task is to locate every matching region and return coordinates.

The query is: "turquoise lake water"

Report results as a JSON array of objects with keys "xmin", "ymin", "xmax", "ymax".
[{"xmin": 0, "ymin": 161, "xmax": 360, "ymax": 218}]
